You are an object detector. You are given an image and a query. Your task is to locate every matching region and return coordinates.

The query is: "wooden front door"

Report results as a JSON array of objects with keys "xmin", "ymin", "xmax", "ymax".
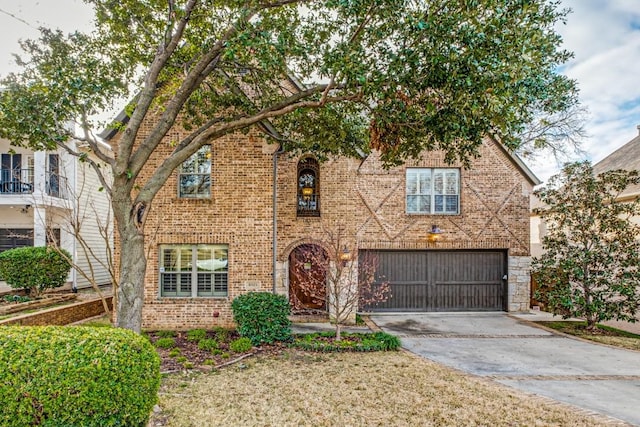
[{"xmin": 289, "ymin": 244, "xmax": 328, "ymax": 310}]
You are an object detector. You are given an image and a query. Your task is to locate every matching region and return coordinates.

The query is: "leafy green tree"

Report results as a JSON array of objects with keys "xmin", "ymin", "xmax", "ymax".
[
  {"xmin": 0, "ymin": 0, "xmax": 577, "ymax": 332},
  {"xmin": 533, "ymin": 161, "xmax": 640, "ymax": 331}
]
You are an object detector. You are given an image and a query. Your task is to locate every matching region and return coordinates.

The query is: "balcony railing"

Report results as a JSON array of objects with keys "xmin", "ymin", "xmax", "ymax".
[
  {"xmin": 0, "ymin": 168, "xmax": 68, "ymax": 199},
  {"xmin": 297, "ymin": 194, "xmax": 320, "ymax": 217},
  {"xmin": 0, "ymin": 168, "xmax": 33, "ymax": 194},
  {"xmin": 46, "ymin": 174, "xmax": 68, "ymax": 199}
]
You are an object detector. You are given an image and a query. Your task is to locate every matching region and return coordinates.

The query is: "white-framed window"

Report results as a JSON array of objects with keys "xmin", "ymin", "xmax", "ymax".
[
  {"xmin": 159, "ymin": 244, "xmax": 228, "ymax": 297},
  {"xmin": 178, "ymin": 146, "xmax": 211, "ymax": 198},
  {"xmin": 406, "ymin": 168, "xmax": 460, "ymax": 214}
]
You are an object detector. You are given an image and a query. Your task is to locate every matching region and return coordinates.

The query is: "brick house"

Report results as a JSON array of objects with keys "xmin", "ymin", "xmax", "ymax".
[{"xmin": 112, "ymin": 120, "xmax": 539, "ymax": 330}]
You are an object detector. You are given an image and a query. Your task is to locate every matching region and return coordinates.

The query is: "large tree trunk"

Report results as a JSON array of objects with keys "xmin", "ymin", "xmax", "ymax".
[
  {"xmin": 112, "ymin": 190, "xmax": 149, "ymax": 333},
  {"xmin": 115, "ymin": 226, "xmax": 147, "ymax": 333}
]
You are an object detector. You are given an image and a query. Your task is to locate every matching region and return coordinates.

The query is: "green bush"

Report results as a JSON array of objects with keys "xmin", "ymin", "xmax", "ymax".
[
  {"xmin": 291, "ymin": 331, "xmax": 401, "ymax": 352},
  {"xmin": 154, "ymin": 337, "xmax": 176, "ymax": 349},
  {"xmin": 231, "ymin": 292, "xmax": 291, "ymax": 345},
  {"xmin": 0, "ymin": 326, "xmax": 160, "ymax": 427},
  {"xmin": 229, "ymin": 337, "xmax": 253, "ymax": 353},
  {"xmin": 156, "ymin": 330, "xmax": 176, "ymax": 338},
  {"xmin": 0, "ymin": 247, "xmax": 72, "ymax": 296},
  {"xmin": 186, "ymin": 328, "xmax": 207, "ymax": 341},
  {"xmin": 198, "ymin": 338, "xmax": 219, "ymax": 351}
]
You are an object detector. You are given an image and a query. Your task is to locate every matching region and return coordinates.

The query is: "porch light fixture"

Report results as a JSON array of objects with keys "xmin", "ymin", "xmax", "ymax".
[
  {"xmin": 427, "ymin": 225, "xmax": 444, "ymax": 243},
  {"xmin": 339, "ymin": 246, "xmax": 352, "ymax": 265}
]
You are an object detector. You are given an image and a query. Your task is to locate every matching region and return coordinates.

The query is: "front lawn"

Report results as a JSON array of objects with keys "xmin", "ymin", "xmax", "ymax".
[
  {"xmin": 150, "ymin": 350, "xmax": 607, "ymax": 426},
  {"xmin": 536, "ymin": 321, "xmax": 640, "ymax": 351}
]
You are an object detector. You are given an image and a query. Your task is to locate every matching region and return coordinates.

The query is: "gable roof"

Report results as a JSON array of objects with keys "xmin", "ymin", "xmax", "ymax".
[
  {"xmin": 488, "ymin": 135, "xmax": 541, "ymax": 186},
  {"xmin": 593, "ymin": 127, "xmax": 640, "ymax": 200}
]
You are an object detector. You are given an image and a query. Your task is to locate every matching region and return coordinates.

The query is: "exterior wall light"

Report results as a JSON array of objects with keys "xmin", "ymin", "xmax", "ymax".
[
  {"xmin": 427, "ymin": 225, "xmax": 444, "ymax": 243},
  {"xmin": 339, "ymin": 246, "xmax": 352, "ymax": 265}
]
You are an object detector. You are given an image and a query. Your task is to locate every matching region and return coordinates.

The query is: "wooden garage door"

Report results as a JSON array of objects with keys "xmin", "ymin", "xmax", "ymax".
[{"xmin": 362, "ymin": 250, "xmax": 506, "ymax": 312}]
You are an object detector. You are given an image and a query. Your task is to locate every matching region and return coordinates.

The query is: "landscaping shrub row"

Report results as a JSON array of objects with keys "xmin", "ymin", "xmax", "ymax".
[{"xmin": 291, "ymin": 331, "xmax": 401, "ymax": 352}]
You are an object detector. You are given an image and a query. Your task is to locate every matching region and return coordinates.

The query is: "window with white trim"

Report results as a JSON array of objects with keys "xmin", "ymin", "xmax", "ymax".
[
  {"xmin": 159, "ymin": 244, "xmax": 228, "ymax": 297},
  {"xmin": 178, "ymin": 146, "xmax": 211, "ymax": 198},
  {"xmin": 406, "ymin": 168, "xmax": 460, "ymax": 214}
]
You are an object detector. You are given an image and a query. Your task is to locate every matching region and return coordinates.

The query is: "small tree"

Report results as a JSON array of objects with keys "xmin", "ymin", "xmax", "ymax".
[
  {"xmin": 532, "ymin": 161, "xmax": 640, "ymax": 331},
  {"xmin": 0, "ymin": 247, "xmax": 72, "ymax": 297},
  {"xmin": 292, "ymin": 229, "xmax": 390, "ymax": 340}
]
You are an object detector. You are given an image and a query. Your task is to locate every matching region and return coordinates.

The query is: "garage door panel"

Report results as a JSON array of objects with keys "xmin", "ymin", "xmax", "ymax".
[
  {"xmin": 375, "ymin": 251, "xmax": 426, "ymax": 283},
  {"xmin": 433, "ymin": 282, "xmax": 504, "ymax": 311},
  {"xmin": 362, "ymin": 250, "xmax": 506, "ymax": 312},
  {"xmin": 367, "ymin": 282, "xmax": 431, "ymax": 312}
]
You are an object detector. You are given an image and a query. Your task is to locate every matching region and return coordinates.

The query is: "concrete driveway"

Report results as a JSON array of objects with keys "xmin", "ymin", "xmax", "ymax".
[{"xmin": 370, "ymin": 312, "xmax": 640, "ymax": 426}]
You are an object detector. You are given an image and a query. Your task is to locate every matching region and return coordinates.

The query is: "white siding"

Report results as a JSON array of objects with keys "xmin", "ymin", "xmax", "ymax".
[{"xmin": 73, "ymin": 157, "xmax": 113, "ymax": 289}]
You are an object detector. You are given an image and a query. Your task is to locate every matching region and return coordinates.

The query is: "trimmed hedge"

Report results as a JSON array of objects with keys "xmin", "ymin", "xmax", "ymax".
[
  {"xmin": 0, "ymin": 326, "xmax": 161, "ymax": 427},
  {"xmin": 231, "ymin": 292, "xmax": 291, "ymax": 345},
  {"xmin": 0, "ymin": 246, "xmax": 72, "ymax": 296}
]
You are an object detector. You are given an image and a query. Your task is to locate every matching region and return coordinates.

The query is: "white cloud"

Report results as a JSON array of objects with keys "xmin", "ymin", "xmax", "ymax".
[{"xmin": 530, "ymin": 0, "xmax": 640, "ymax": 183}]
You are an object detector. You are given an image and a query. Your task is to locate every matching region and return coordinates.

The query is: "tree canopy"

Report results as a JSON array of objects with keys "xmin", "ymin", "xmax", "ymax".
[
  {"xmin": 0, "ymin": 0, "xmax": 579, "ymax": 331},
  {"xmin": 533, "ymin": 161, "xmax": 640, "ymax": 331}
]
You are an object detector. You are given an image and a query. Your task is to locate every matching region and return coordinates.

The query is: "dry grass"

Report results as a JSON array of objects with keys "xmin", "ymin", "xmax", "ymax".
[
  {"xmin": 537, "ymin": 321, "xmax": 640, "ymax": 351},
  {"xmin": 151, "ymin": 350, "xmax": 607, "ymax": 427}
]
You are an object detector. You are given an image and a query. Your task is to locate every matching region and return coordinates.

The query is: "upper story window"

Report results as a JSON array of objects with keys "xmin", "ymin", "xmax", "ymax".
[
  {"xmin": 297, "ymin": 157, "xmax": 320, "ymax": 217},
  {"xmin": 179, "ymin": 146, "xmax": 211, "ymax": 198},
  {"xmin": 406, "ymin": 168, "xmax": 460, "ymax": 214},
  {"xmin": 159, "ymin": 244, "xmax": 228, "ymax": 297}
]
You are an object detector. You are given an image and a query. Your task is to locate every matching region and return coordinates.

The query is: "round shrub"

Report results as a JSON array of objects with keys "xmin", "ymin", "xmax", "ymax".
[
  {"xmin": 0, "ymin": 326, "xmax": 161, "ymax": 427},
  {"xmin": 231, "ymin": 292, "xmax": 291, "ymax": 345},
  {"xmin": 229, "ymin": 337, "xmax": 253, "ymax": 353},
  {"xmin": 0, "ymin": 246, "xmax": 72, "ymax": 296}
]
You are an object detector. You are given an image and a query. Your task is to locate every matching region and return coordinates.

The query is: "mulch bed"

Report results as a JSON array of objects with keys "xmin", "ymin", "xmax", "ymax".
[{"xmin": 147, "ymin": 330, "xmax": 289, "ymax": 372}]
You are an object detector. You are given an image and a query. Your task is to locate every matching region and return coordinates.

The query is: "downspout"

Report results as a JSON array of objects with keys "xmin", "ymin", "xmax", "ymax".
[{"xmin": 272, "ymin": 143, "xmax": 284, "ymax": 294}]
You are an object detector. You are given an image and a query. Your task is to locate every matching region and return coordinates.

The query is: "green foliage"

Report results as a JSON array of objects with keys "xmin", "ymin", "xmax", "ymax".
[
  {"xmin": 154, "ymin": 337, "xmax": 176, "ymax": 349},
  {"xmin": 533, "ymin": 161, "xmax": 640, "ymax": 330},
  {"xmin": 156, "ymin": 330, "xmax": 176, "ymax": 338},
  {"xmin": 212, "ymin": 326, "xmax": 230, "ymax": 342},
  {"xmin": 0, "ymin": 247, "xmax": 72, "ymax": 297},
  {"xmin": 231, "ymin": 292, "xmax": 291, "ymax": 345},
  {"xmin": 198, "ymin": 338, "xmax": 219, "ymax": 351},
  {"xmin": 292, "ymin": 331, "xmax": 401, "ymax": 352},
  {"xmin": 229, "ymin": 337, "xmax": 253, "ymax": 353},
  {"xmin": 186, "ymin": 328, "xmax": 207, "ymax": 342},
  {"xmin": 168, "ymin": 348, "xmax": 181, "ymax": 358},
  {"xmin": 0, "ymin": 326, "xmax": 160, "ymax": 427},
  {"xmin": 2, "ymin": 294, "xmax": 31, "ymax": 303}
]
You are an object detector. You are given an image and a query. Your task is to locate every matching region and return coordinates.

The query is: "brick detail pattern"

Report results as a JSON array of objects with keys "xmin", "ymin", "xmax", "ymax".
[
  {"xmin": 0, "ymin": 297, "xmax": 113, "ymax": 326},
  {"xmin": 124, "ymin": 120, "xmax": 534, "ymax": 329}
]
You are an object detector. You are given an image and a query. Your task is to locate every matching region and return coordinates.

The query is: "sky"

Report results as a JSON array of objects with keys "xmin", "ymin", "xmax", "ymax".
[{"xmin": 0, "ymin": 0, "xmax": 639, "ymax": 184}]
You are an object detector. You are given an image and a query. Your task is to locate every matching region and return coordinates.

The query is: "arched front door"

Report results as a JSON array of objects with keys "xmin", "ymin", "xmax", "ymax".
[{"xmin": 289, "ymin": 244, "xmax": 328, "ymax": 311}]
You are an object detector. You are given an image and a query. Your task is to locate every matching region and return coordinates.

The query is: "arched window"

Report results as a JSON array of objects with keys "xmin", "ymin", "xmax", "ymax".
[{"xmin": 297, "ymin": 157, "xmax": 320, "ymax": 217}]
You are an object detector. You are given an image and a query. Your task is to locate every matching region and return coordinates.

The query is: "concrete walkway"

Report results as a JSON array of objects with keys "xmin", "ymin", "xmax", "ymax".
[{"xmin": 370, "ymin": 312, "xmax": 640, "ymax": 426}]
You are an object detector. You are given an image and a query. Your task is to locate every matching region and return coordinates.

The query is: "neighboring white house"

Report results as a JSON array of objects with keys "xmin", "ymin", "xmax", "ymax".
[{"xmin": 0, "ymin": 137, "xmax": 113, "ymax": 291}]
